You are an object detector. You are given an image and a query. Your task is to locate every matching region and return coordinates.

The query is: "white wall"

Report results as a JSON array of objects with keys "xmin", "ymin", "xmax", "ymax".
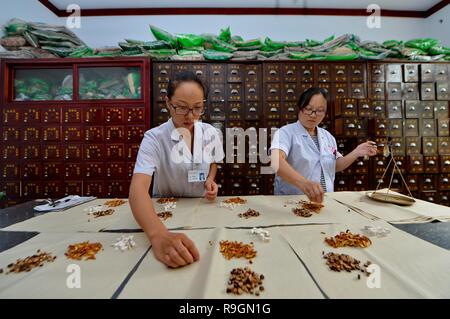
[
  {"xmin": 425, "ymin": 5, "xmax": 450, "ymax": 46},
  {"xmin": 0, "ymin": 0, "xmax": 448, "ymax": 48}
]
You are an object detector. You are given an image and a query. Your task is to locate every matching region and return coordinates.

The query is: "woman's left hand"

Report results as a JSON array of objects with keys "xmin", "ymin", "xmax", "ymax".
[
  {"xmin": 354, "ymin": 141, "xmax": 378, "ymax": 158},
  {"xmin": 204, "ymin": 179, "xmax": 218, "ymax": 201}
]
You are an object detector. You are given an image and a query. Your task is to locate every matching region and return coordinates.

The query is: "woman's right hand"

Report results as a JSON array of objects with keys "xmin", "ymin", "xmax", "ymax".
[
  {"xmin": 299, "ymin": 179, "xmax": 324, "ymax": 203},
  {"xmin": 150, "ymin": 231, "xmax": 200, "ymax": 268}
]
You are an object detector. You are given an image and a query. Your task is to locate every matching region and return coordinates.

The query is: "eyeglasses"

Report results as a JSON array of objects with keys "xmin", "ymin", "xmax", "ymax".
[
  {"xmin": 169, "ymin": 102, "xmax": 206, "ymax": 116},
  {"xmin": 302, "ymin": 107, "xmax": 326, "ymax": 116}
]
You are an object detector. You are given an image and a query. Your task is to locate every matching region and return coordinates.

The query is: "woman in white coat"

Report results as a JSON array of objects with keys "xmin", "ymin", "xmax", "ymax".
[{"xmin": 270, "ymin": 87, "xmax": 377, "ymax": 203}]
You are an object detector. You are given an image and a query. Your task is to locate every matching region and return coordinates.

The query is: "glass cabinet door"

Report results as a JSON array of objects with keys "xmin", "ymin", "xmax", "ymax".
[
  {"xmin": 14, "ymin": 68, "xmax": 73, "ymax": 101},
  {"xmin": 78, "ymin": 66, "xmax": 141, "ymax": 100}
]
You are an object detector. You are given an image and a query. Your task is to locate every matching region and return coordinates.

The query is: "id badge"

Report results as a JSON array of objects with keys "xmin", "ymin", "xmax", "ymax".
[{"xmin": 188, "ymin": 170, "xmax": 207, "ymax": 183}]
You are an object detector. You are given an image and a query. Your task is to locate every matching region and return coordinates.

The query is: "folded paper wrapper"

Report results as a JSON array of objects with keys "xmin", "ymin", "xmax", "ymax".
[{"xmin": 33, "ymin": 195, "xmax": 97, "ymax": 212}]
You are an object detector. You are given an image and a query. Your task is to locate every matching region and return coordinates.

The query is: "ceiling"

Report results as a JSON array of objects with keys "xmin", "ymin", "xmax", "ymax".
[{"xmin": 39, "ymin": 0, "xmax": 450, "ymax": 18}]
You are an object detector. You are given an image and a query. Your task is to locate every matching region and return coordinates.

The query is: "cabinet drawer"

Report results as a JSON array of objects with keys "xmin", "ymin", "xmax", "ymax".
[
  {"xmin": 85, "ymin": 163, "xmax": 104, "ymax": 178},
  {"xmin": 265, "ymin": 83, "xmax": 281, "ymax": 101},
  {"xmin": 372, "ymin": 101, "xmax": 386, "ymax": 118},
  {"xmin": 83, "ymin": 107, "xmax": 103, "ymax": 124},
  {"xmin": 357, "ymin": 99, "xmax": 372, "ymax": 118},
  {"xmin": 405, "ymin": 101, "xmax": 420, "ymax": 118},
  {"xmin": 1, "ymin": 163, "xmax": 20, "ymax": 180},
  {"xmin": 420, "ymin": 175, "xmax": 437, "ymax": 191},
  {"xmin": 191, "ymin": 64, "xmax": 208, "ymax": 83},
  {"xmin": 245, "ymin": 82, "xmax": 261, "ymax": 101},
  {"xmin": 335, "ymin": 176, "xmax": 349, "ymax": 191},
  {"xmin": 407, "ymin": 155, "xmax": 424, "ymax": 173},
  {"xmin": 370, "ymin": 83, "xmax": 385, "ymax": 100},
  {"xmin": 436, "ymin": 82, "xmax": 449, "ymax": 100},
  {"xmin": 406, "ymin": 174, "xmax": 419, "ymax": 191},
  {"xmin": 154, "ymin": 63, "xmax": 171, "ymax": 82},
  {"xmin": 403, "ymin": 64, "xmax": 419, "ymax": 82},
  {"xmin": 84, "ymin": 126, "xmax": 103, "ymax": 142},
  {"xmin": 227, "ymin": 83, "xmax": 243, "ymax": 101},
  {"xmin": 105, "ymin": 126, "xmax": 125, "ymax": 142},
  {"xmin": 127, "ymin": 126, "xmax": 145, "ymax": 143},
  {"xmin": 404, "ymin": 119, "xmax": 419, "ymax": 137},
  {"xmin": 438, "ymin": 174, "xmax": 450, "ymax": 191},
  {"xmin": 209, "ymin": 64, "xmax": 226, "ymax": 83},
  {"xmin": 316, "ymin": 64, "xmax": 331, "ymax": 83},
  {"xmin": 281, "ymin": 83, "xmax": 298, "ymax": 101},
  {"xmin": 420, "ymin": 64, "xmax": 435, "ymax": 82},
  {"xmin": 42, "ymin": 107, "xmax": 61, "ymax": 124},
  {"xmin": 263, "ymin": 64, "xmax": 281, "ymax": 82},
  {"xmin": 23, "ymin": 127, "xmax": 40, "ymax": 143},
  {"xmin": 423, "ymin": 137, "xmax": 438, "ymax": 155},
  {"xmin": 391, "ymin": 137, "xmax": 405, "ymax": 156},
  {"xmin": 374, "ymin": 119, "xmax": 388, "ymax": 137},
  {"xmin": 84, "ymin": 144, "xmax": 104, "ymax": 161},
  {"xmin": 386, "ymin": 101, "xmax": 403, "ymax": 118},
  {"xmin": 2, "ymin": 108, "xmax": 22, "ymax": 125},
  {"xmin": 424, "ymin": 156, "xmax": 439, "ymax": 173},
  {"xmin": 106, "ymin": 181, "xmax": 129, "ymax": 198},
  {"xmin": 64, "ymin": 144, "xmax": 82, "ymax": 161},
  {"xmin": 105, "ymin": 144, "xmax": 125, "ymax": 160},
  {"xmin": 209, "ymin": 83, "xmax": 226, "ymax": 102},
  {"xmin": 63, "ymin": 181, "xmax": 83, "ymax": 196},
  {"xmin": 3, "ymin": 145, "xmax": 20, "ymax": 161},
  {"xmin": 299, "ymin": 65, "xmax": 314, "ymax": 82},
  {"xmin": 23, "ymin": 108, "xmax": 41, "ymax": 124},
  {"xmin": 106, "ymin": 163, "xmax": 127, "ymax": 179},
  {"xmin": 420, "ymin": 119, "xmax": 437, "ymax": 137},
  {"xmin": 435, "ymin": 101, "xmax": 449, "ymax": 119},
  {"xmin": 438, "ymin": 119, "xmax": 449, "ymax": 136},
  {"xmin": 332, "ymin": 83, "xmax": 348, "ymax": 99},
  {"xmin": 22, "ymin": 144, "xmax": 40, "ymax": 160},
  {"xmin": 421, "ymin": 83, "xmax": 435, "ymax": 100},
  {"xmin": 331, "ymin": 64, "xmax": 348, "ymax": 82},
  {"xmin": 105, "ymin": 107, "xmax": 124, "ymax": 124},
  {"xmin": 405, "ymin": 137, "xmax": 421, "ymax": 155},
  {"xmin": 388, "ymin": 119, "xmax": 403, "ymax": 137},
  {"xmin": 43, "ymin": 181, "xmax": 62, "ymax": 198},
  {"xmin": 350, "ymin": 63, "xmax": 366, "ymax": 82},
  {"xmin": 126, "ymin": 107, "xmax": 145, "ymax": 124},
  {"xmin": 435, "ymin": 64, "xmax": 449, "ymax": 82},
  {"xmin": 22, "ymin": 163, "xmax": 41, "ymax": 180},
  {"xmin": 403, "ymin": 83, "xmax": 419, "ymax": 100},
  {"xmin": 335, "ymin": 98, "xmax": 357, "ymax": 117},
  {"xmin": 387, "ymin": 83, "xmax": 402, "ymax": 100},
  {"xmin": 22, "ymin": 182, "xmax": 42, "ymax": 198},
  {"xmin": 245, "ymin": 65, "xmax": 261, "ymax": 82},
  {"xmin": 350, "ymin": 83, "xmax": 365, "ymax": 99},
  {"xmin": 440, "ymin": 155, "xmax": 450, "ymax": 173},
  {"xmin": 370, "ymin": 64, "xmax": 385, "ymax": 82},
  {"xmin": 84, "ymin": 181, "xmax": 105, "ymax": 197},
  {"xmin": 281, "ymin": 64, "xmax": 298, "ymax": 82},
  {"xmin": 438, "ymin": 137, "xmax": 450, "ymax": 155},
  {"xmin": 386, "ymin": 64, "xmax": 402, "ymax": 82},
  {"xmin": 64, "ymin": 163, "xmax": 83, "ymax": 179},
  {"xmin": 244, "ymin": 102, "xmax": 261, "ymax": 120},
  {"xmin": 266, "ymin": 102, "xmax": 282, "ymax": 119}
]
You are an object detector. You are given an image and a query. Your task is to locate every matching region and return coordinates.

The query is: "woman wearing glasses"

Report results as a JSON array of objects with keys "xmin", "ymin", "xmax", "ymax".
[
  {"xmin": 270, "ymin": 87, "xmax": 377, "ymax": 203},
  {"xmin": 129, "ymin": 71, "xmax": 224, "ymax": 268}
]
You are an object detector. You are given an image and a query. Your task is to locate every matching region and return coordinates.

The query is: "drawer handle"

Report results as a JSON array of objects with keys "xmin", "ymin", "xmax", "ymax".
[
  {"xmin": 195, "ymin": 70, "xmax": 203, "ymax": 76},
  {"xmin": 425, "ymin": 124, "xmax": 432, "ymax": 128},
  {"xmin": 339, "ymin": 180, "xmax": 345, "ymax": 185},
  {"xmin": 393, "ymin": 179, "xmax": 399, "ymax": 183},
  {"xmin": 337, "ymin": 88, "xmax": 345, "ymax": 93},
  {"xmin": 407, "ymin": 88, "xmax": 414, "ymax": 93},
  {"xmin": 424, "ymin": 106, "xmax": 431, "ymax": 111},
  {"xmin": 445, "ymin": 160, "xmax": 450, "ymax": 165},
  {"xmin": 357, "ymin": 161, "xmax": 364, "ymax": 166},
  {"xmin": 439, "ymin": 70, "xmax": 446, "ymax": 75},
  {"xmin": 391, "ymin": 70, "xmax": 397, "ymax": 75},
  {"xmin": 249, "ymin": 88, "xmax": 256, "ymax": 93},
  {"xmin": 161, "ymin": 108, "xmax": 168, "ymax": 113},
  {"xmin": 347, "ymin": 123, "xmax": 355, "ymax": 129},
  {"xmin": 249, "ymin": 107, "xmax": 257, "ymax": 112},
  {"xmin": 409, "ymin": 106, "xmax": 416, "ymax": 111},
  {"xmin": 425, "ymin": 178, "xmax": 432, "ymax": 183},
  {"xmin": 377, "ymin": 161, "xmax": 384, "ymax": 165},
  {"xmin": 443, "ymin": 178, "xmax": 449, "ymax": 183},
  {"xmin": 320, "ymin": 70, "xmax": 328, "ymax": 75},
  {"xmin": 409, "ymin": 179, "xmax": 416, "ymax": 184},
  {"xmin": 396, "ymin": 161, "xmax": 402, "ymax": 166},
  {"xmin": 288, "ymin": 107, "xmax": 295, "ymax": 112},
  {"xmin": 408, "ymin": 124, "xmax": 415, "ymax": 129},
  {"xmin": 213, "ymin": 108, "xmax": 221, "ymax": 113},
  {"xmin": 392, "ymin": 106, "xmax": 399, "ymax": 111},
  {"xmin": 443, "ymin": 196, "xmax": 449, "ymax": 200},
  {"xmin": 442, "ymin": 142, "xmax": 448, "ymax": 147},
  {"xmin": 233, "ymin": 183, "xmax": 240, "ymax": 187},
  {"xmin": 339, "ymin": 143, "xmax": 345, "ymax": 148},
  {"xmin": 160, "ymin": 70, "xmax": 167, "ymax": 75},
  {"xmin": 160, "ymin": 89, "xmax": 167, "ymax": 94},
  {"xmin": 231, "ymin": 89, "xmax": 238, "ymax": 95},
  {"xmin": 270, "ymin": 108, "xmax": 278, "ymax": 112},
  {"xmin": 269, "ymin": 89, "xmax": 277, "ymax": 94},
  {"xmin": 425, "ymin": 88, "xmax": 432, "ymax": 93},
  {"xmin": 410, "ymin": 142, "xmax": 417, "ymax": 147},
  {"xmin": 375, "ymin": 88, "xmax": 382, "ymax": 93},
  {"xmin": 391, "ymin": 88, "xmax": 398, "ymax": 93},
  {"xmin": 287, "ymin": 89, "xmax": 294, "ymax": 94},
  {"xmin": 251, "ymin": 183, "xmax": 258, "ymax": 188},
  {"xmin": 250, "ymin": 164, "xmax": 257, "ymax": 169},
  {"xmin": 425, "ymin": 69, "xmax": 432, "ymax": 74},
  {"xmin": 427, "ymin": 197, "xmax": 434, "ymax": 201},
  {"xmin": 231, "ymin": 70, "xmax": 238, "ymax": 75},
  {"xmin": 442, "ymin": 124, "xmax": 448, "ymax": 128},
  {"xmin": 356, "ymin": 180, "xmax": 362, "ymax": 185},
  {"xmin": 337, "ymin": 70, "xmax": 345, "ymax": 75},
  {"xmin": 409, "ymin": 70, "xmax": 415, "ymax": 75},
  {"xmin": 231, "ymin": 108, "xmax": 239, "ymax": 113},
  {"xmin": 426, "ymin": 142, "xmax": 433, "ymax": 147},
  {"xmin": 375, "ymin": 106, "xmax": 382, "ymax": 111},
  {"xmin": 286, "ymin": 70, "xmax": 294, "ymax": 75},
  {"xmin": 354, "ymin": 69, "xmax": 361, "ymax": 75},
  {"xmin": 303, "ymin": 70, "xmax": 311, "ymax": 75},
  {"xmin": 213, "ymin": 70, "xmax": 220, "ymax": 75},
  {"xmin": 346, "ymin": 104, "xmax": 354, "ymax": 109},
  {"xmin": 440, "ymin": 88, "xmax": 447, "ymax": 93},
  {"xmin": 413, "ymin": 160, "xmax": 421, "ymax": 165},
  {"xmin": 378, "ymin": 124, "xmax": 385, "ymax": 129},
  {"xmin": 214, "ymin": 89, "xmax": 221, "ymax": 94},
  {"xmin": 233, "ymin": 164, "xmax": 239, "ymax": 169},
  {"xmin": 393, "ymin": 124, "xmax": 399, "ymax": 129},
  {"xmin": 353, "ymin": 89, "xmax": 361, "ymax": 94},
  {"xmin": 440, "ymin": 106, "xmax": 447, "ymax": 111},
  {"xmin": 428, "ymin": 160, "xmax": 435, "ymax": 165},
  {"xmin": 394, "ymin": 143, "xmax": 401, "ymax": 147},
  {"xmin": 362, "ymin": 104, "xmax": 369, "ymax": 109},
  {"xmin": 248, "ymin": 70, "xmax": 256, "ymax": 76},
  {"xmin": 374, "ymin": 70, "xmax": 382, "ymax": 75}
]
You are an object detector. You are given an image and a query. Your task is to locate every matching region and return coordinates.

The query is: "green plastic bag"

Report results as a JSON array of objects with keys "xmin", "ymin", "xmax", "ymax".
[
  {"xmin": 233, "ymin": 38, "xmax": 262, "ymax": 47},
  {"xmin": 211, "ymin": 38, "xmax": 236, "ymax": 53},
  {"xmin": 176, "ymin": 34, "xmax": 205, "ymax": 48},
  {"xmin": 218, "ymin": 26, "xmax": 231, "ymax": 43},
  {"xmin": 4, "ymin": 18, "xmax": 28, "ymax": 36},
  {"xmin": 142, "ymin": 40, "xmax": 171, "ymax": 50},
  {"xmin": 264, "ymin": 37, "xmax": 286, "ymax": 50},
  {"xmin": 325, "ymin": 54, "xmax": 358, "ymax": 61},
  {"xmin": 288, "ymin": 52, "xmax": 313, "ymax": 60},
  {"xmin": 404, "ymin": 38, "xmax": 440, "ymax": 51},
  {"xmin": 382, "ymin": 40, "xmax": 403, "ymax": 48},
  {"xmin": 202, "ymin": 49, "xmax": 233, "ymax": 61},
  {"xmin": 305, "ymin": 39, "xmax": 322, "ymax": 47},
  {"xmin": 429, "ymin": 46, "xmax": 450, "ymax": 56},
  {"xmin": 149, "ymin": 25, "xmax": 178, "ymax": 48}
]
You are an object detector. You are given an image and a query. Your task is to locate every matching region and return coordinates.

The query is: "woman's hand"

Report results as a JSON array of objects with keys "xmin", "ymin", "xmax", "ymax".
[
  {"xmin": 299, "ymin": 179, "xmax": 324, "ymax": 203},
  {"xmin": 150, "ymin": 230, "xmax": 200, "ymax": 268},
  {"xmin": 354, "ymin": 141, "xmax": 378, "ymax": 158},
  {"xmin": 204, "ymin": 179, "xmax": 218, "ymax": 201}
]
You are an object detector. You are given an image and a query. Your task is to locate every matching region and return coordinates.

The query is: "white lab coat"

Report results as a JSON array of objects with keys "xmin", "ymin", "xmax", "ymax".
[{"xmin": 270, "ymin": 121, "xmax": 343, "ymax": 195}]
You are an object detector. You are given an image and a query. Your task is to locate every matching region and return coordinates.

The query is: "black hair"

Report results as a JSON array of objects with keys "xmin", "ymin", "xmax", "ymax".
[
  {"xmin": 167, "ymin": 71, "xmax": 208, "ymax": 100},
  {"xmin": 297, "ymin": 87, "xmax": 328, "ymax": 111}
]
